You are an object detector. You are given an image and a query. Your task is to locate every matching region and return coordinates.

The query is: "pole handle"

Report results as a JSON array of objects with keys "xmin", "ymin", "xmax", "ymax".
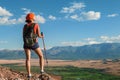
[{"xmin": 41, "ymin": 32, "xmax": 43, "ymax": 36}]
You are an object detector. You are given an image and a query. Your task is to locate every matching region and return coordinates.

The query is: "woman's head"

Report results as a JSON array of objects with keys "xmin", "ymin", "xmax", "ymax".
[{"xmin": 25, "ymin": 13, "xmax": 35, "ymax": 23}]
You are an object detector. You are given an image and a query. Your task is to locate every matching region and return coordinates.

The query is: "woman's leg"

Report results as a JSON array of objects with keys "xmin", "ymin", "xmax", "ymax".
[
  {"xmin": 34, "ymin": 47, "xmax": 44, "ymax": 72},
  {"xmin": 24, "ymin": 49, "xmax": 31, "ymax": 76}
]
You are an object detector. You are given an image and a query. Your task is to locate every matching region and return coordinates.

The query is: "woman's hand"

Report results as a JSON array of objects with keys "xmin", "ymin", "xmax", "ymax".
[{"xmin": 40, "ymin": 32, "xmax": 44, "ymax": 38}]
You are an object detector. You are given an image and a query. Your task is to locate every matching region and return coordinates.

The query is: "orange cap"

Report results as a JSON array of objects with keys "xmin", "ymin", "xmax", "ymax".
[{"xmin": 26, "ymin": 13, "xmax": 35, "ymax": 20}]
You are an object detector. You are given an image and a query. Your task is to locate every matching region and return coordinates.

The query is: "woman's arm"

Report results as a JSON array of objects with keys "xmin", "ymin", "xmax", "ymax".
[{"xmin": 35, "ymin": 24, "xmax": 43, "ymax": 38}]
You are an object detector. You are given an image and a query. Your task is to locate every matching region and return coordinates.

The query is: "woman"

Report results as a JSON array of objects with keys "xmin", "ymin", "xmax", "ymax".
[{"xmin": 23, "ymin": 12, "xmax": 44, "ymax": 79}]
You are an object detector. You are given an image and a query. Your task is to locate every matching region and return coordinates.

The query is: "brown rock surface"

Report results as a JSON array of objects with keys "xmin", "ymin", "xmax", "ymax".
[{"xmin": 0, "ymin": 66, "xmax": 61, "ymax": 80}]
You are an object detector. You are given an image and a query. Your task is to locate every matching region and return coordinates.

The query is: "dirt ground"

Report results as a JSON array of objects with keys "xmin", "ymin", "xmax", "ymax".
[{"xmin": 0, "ymin": 59, "xmax": 120, "ymax": 80}]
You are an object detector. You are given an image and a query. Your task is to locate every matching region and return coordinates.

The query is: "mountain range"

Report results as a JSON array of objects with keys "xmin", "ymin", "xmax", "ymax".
[{"xmin": 0, "ymin": 43, "xmax": 120, "ymax": 60}]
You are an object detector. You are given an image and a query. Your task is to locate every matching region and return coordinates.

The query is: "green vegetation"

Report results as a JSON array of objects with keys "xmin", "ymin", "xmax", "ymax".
[
  {"xmin": 1, "ymin": 64, "xmax": 120, "ymax": 80},
  {"xmin": 46, "ymin": 66, "xmax": 120, "ymax": 80}
]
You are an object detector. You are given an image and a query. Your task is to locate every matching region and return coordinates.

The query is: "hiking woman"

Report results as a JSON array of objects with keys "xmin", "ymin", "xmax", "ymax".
[{"xmin": 23, "ymin": 12, "xmax": 44, "ymax": 79}]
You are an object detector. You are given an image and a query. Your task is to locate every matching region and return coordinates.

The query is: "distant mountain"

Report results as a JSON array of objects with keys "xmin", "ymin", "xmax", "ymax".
[
  {"xmin": 47, "ymin": 43, "xmax": 120, "ymax": 60},
  {"xmin": 0, "ymin": 49, "xmax": 25, "ymax": 59},
  {"xmin": 0, "ymin": 43, "xmax": 120, "ymax": 60}
]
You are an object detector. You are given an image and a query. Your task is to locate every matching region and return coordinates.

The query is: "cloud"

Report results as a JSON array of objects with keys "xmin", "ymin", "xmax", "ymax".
[
  {"xmin": 21, "ymin": 8, "xmax": 31, "ymax": 14},
  {"xmin": 84, "ymin": 38, "xmax": 95, "ymax": 41},
  {"xmin": 70, "ymin": 14, "xmax": 79, "ymax": 20},
  {"xmin": 48, "ymin": 15, "xmax": 56, "ymax": 20},
  {"xmin": 107, "ymin": 13, "xmax": 119, "ymax": 17},
  {"xmin": 61, "ymin": 2, "xmax": 85, "ymax": 13},
  {"xmin": 61, "ymin": 41, "xmax": 100, "ymax": 46},
  {"xmin": 70, "ymin": 11, "xmax": 101, "ymax": 21},
  {"xmin": 60, "ymin": 2, "xmax": 101, "ymax": 22},
  {"xmin": 0, "ymin": 17, "xmax": 17, "ymax": 25},
  {"xmin": 0, "ymin": 6, "xmax": 13, "ymax": 16},
  {"xmin": 100, "ymin": 35, "xmax": 120, "ymax": 43},
  {"xmin": 17, "ymin": 15, "xmax": 25, "ymax": 23},
  {"xmin": 81, "ymin": 11, "xmax": 101, "ymax": 20},
  {"xmin": 0, "ymin": 6, "xmax": 16, "ymax": 25},
  {"xmin": 0, "ymin": 15, "xmax": 24, "ymax": 25},
  {"xmin": 0, "ymin": 6, "xmax": 21, "ymax": 25},
  {"xmin": 61, "ymin": 35, "xmax": 120, "ymax": 46},
  {"xmin": 35, "ymin": 15, "xmax": 46, "ymax": 23},
  {"xmin": 0, "ymin": 7, "xmax": 46, "ymax": 25},
  {"xmin": 61, "ymin": 41, "xmax": 85, "ymax": 46}
]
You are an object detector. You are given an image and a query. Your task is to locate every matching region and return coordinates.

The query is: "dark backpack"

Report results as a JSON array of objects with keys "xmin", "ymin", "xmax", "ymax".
[{"xmin": 23, "ymin": 23, "xmax": 37, "ymax": 47}]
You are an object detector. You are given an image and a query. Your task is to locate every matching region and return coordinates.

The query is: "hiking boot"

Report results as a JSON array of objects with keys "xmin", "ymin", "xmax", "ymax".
[
  {"xmin": 27, "ymin": 75, "xmax": 32, "ymax": 80},
  {"xmin": 40, "ymin": 71, "xmax": 45, "ymax": 75},
  {"xmin": 40, "ymin": 70, "xmax": 46, "ymax": 74}
]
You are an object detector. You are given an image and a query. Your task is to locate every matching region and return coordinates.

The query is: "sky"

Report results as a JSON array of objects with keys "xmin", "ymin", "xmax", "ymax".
[{"xmin": 0, "ymin": 0, "xmax": 120, "ymax": 50}]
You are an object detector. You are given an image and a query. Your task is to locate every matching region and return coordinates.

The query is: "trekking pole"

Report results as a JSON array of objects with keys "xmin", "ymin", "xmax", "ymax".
[{"xmin": 41, "ymin": 32, "xmax": 48, "ymax": 65}]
